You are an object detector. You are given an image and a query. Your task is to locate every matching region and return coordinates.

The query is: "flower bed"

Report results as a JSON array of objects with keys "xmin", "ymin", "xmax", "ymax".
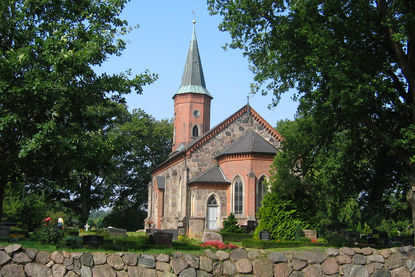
[{"xmin": 200, "ymin": 241, "xmax": 238, "ymax": 250}]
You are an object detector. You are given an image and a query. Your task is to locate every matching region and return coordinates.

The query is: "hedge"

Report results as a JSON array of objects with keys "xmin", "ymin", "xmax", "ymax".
[
  {"xmin": 242, "ymin": 239, "xmax": 326, "ymax": 249},
  {"xmin": 220, "ymin": 232, "xmax": 253, "ymax": 242}
]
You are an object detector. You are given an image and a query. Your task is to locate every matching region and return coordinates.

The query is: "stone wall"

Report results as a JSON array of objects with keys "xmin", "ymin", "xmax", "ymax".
[{"xmin": 1, "ymin": 243, "xmax": 415, "ymax": 276}]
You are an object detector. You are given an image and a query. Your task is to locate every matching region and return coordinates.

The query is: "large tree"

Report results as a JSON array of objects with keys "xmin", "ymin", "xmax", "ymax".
[
  {"xmin": 208, "ymin": 0, "xmax": 415, "ymax": 238},
  {"xmin": 270, "ymin": 117, "xmax": 409, "ymax": 233},
  {"xmin": 0, "ymin": 0, "xmax": 156, "ymax": 220},
  {"xmin": 108, "ymin": 109, "xmax": 172, "ymax": 211}
]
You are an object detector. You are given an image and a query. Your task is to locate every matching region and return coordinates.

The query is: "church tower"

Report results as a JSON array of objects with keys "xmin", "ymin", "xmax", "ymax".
[{"xmin": 172, "ymin": 21, "xmax": 212, "ymax": 152}]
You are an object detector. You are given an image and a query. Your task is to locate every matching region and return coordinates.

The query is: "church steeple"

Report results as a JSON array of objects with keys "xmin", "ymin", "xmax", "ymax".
[
  {"xmin": 172, "ymin": 21, "xmax": 212, "ymax": 152},
  {"xmin": 175, "ymin": 21, "xmax": 211, "ymax": 97}
]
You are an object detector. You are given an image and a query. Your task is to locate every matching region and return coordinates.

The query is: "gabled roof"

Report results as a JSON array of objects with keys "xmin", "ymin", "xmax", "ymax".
[
  {"xmin": 215, "ymin": 130, "xmax": 277, "ymax": 159},
  {"xmin": 175, "ymin": 23, "xmax": 211, "ymax": 97},
  {"xmin": 188, "ymin": 166, "xmax": 230, "ymax": 184},
  {"xmin": 151, "ymin": 104, "xmax": 283, "ymax": 175}
]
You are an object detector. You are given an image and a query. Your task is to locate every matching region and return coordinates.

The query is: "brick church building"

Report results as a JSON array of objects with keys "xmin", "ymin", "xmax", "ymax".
[{"xmin": 145, "ymin": 22, "xmax": 283, "ymax": 237}]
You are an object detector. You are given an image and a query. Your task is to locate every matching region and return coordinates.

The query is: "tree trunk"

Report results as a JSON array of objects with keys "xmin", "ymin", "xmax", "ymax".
[
  {"xmin": 406, "ymin": 170, "xmax": 415, "ymax": 245},
  {"xmin": 0, "ymin": 180, "xmax": 5, "ymax": 223},
  {"xmin": 79, "ymin": 177, "xmax": 91, "ymax": 228}
]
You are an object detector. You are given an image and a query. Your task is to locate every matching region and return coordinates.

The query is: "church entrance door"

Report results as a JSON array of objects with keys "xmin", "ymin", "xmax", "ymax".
[{"xmin": 207, "ymin": 196, "xmax": 218, "ymax": 230}]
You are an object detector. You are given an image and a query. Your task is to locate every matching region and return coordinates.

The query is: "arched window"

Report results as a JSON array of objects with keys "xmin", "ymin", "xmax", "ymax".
[
  {"xmin": 192, "ymin": 125, "xmax": 199, "ymax": 137},
  {"xmin": 208, "ymin": 196, "xmax": 217, "ymax": 206},
  {"xmin": 233, "ymin": 176, "xmax": 243, "ymax": 215},
  {"xmin": 256, "ymin": 176, "xmax": 267, "ymax": 213}
]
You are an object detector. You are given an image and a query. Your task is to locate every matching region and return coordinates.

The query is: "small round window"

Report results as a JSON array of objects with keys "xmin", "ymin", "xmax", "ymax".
[{"xmin": 193, "ymin": 110, "xmax": 200, "ymax": 118}]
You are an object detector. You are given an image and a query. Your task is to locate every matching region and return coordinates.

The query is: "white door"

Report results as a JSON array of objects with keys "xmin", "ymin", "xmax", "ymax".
[{"xmin": 207, "ymin": 206, "xmax": 218, "ymax": 230}]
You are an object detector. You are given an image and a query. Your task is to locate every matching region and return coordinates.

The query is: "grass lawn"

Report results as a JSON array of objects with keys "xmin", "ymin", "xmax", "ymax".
[{"xmin": 1, "ymin": 230, "xmax": 335, "ymax": 255}]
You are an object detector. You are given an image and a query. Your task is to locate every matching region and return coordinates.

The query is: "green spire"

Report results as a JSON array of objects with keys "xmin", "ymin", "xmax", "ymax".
[{"xmin": 175, "ymin": 21, "xmax": 212, "ymax": 97}]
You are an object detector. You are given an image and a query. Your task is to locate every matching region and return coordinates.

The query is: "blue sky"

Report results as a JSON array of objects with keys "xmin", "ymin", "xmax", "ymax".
[{"xmin": 96, "ymin": 0, "xmax": 298, "ymax": 127}]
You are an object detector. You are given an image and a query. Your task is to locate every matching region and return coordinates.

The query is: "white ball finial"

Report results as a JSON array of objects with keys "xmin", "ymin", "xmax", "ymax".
[{"xmin": 193, "ymin": 19, "xmax": 196, "ymax": 24}]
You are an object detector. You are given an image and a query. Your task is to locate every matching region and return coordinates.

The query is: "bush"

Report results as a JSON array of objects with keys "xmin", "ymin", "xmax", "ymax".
[
  {"xmin": 31, "ymin": 225, "xmax": 64, "ymax": 244},
  {"xmin": 221, "ymin": 213, "xmax": 243, "ymax": 233},
  {"xmin": 242, "ymin": 238, "xmax": 327, "ymax": 249},
  {"xmin": 255, "ymin": 193, "xmax": 307, "ymax": 240},
  {"xmin": 220, "ymin": 232, "xmax": 252, "ymax": 242},
  {"xmin": 101, "ymin": 235, "xmax": 150, "ymax": 251},
  {"xmin": 200, "ymin": 241, "xmax": 238, "ymax": 249}
]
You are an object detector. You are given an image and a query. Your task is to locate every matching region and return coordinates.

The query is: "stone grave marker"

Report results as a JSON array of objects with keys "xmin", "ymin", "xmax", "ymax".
[
  {"xmin": 82, "ymin": 235, "xmax": 103, "ymax": 248},
  {"xmin": 154, "ymin": 232, "xmax": 173, "ymax": 247},
  {"xmin": 155, "ymin": 229, "xmax": 178, "ymax": 241},
  {"xmin": 0, "ymin": 226, "xmax": 10, "ymax": 239},
  {"xmin": 108, "ymin": 227, "xmax": 127, "ymax": 237},
  {"xmin": 259, "ymin": 230, "xmax": 271, "ymax": 241}
]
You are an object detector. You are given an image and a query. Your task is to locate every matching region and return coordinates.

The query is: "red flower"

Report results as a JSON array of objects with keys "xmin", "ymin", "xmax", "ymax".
[
  {"xmin": 200, "ymin": 241, "xmax": 238, "ymax": 250},
  {"xmin": 43, "ymin": 217, "xmax": 51, "ymax": 222}
]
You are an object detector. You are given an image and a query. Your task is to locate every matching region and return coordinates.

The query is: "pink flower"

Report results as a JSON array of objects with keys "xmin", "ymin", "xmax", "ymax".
[{"xmin": 199, "ymin": 241, "xmax": 238, "ymax": 250}]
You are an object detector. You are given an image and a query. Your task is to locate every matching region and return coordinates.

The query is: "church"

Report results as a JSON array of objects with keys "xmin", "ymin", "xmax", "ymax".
[{"xmin": 145, "ymin": 22, "xmax": 283, "ymax": 238}]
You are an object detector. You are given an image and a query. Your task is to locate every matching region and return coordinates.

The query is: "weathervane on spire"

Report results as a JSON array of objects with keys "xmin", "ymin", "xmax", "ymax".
[{"xmin": 192, "ymin": 10, "xmax": 196, "ymax": 24}]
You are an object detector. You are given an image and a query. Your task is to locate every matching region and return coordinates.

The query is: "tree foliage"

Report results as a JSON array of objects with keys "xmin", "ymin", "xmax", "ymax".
[
  {"xmin": 108, "ymin": 109, "xmax": 172, "ymax": 209},
  {"xmin": 0, "ymin": 0, "xmax": 156, "ymax": 220},
  {"xmin": 255, "ymin": 193, "xmax": 306, "ymax": 240},
  {"xmin": 270, "ymin": 117, "xmax": 410, "ymax": 233},
  {"xmin": 208, "ymin": 0, "xmax": 415, "ymax": 238},
  {"xmin": 221, "ymin": 213, "xmax": 243, "ymax": 233}
]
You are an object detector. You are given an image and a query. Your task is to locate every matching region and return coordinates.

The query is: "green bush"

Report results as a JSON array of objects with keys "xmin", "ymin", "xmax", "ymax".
[
  {"xmin": 221, "ymin": 213, "xmax": 243, "ymax": 233},
  {"xmin": 31, "ymin": 225, "xmax": 64, "ymax": 244},
  {"xmin": 242, "ymin": 238, "xmax": 327, "ymax": 249},
  {"xmin": 220, "ymin": 232, "xmax": 252, "ymax": 242},
  {"xmin": 101, "ymin": 235, "xmax": 150, "ymax": 251},
  {"xmin": 255, "ymin": 193, "xmax": 307, "ymax": 240}
]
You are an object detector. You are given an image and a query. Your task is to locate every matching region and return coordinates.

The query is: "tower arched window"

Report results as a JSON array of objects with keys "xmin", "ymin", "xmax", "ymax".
[
  {"xmin": 233, "ymin": 176, "xmax": 243, "ymax": 215},
  {"xmin": 192, "ymin": 125, "xmax": 199, "ymax": 137},
  {"xmin": 256, "ymin": 176, "xmax": 267, "ymax": 213}
]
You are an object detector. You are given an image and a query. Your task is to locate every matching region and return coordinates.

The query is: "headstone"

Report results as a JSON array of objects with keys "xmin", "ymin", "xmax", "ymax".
[
  {"xmin": 0, "ymin": 226, "xmax": 10, "ymax": 239},
  {"xmin": 155, "ymin": 229, "xmax": 179, "ymax": 241},
  {"xmin": 259, "ymin": 230, "xmax": 271, "ymax": 241},
  {"xmin": 107, "ymin": 227, "xmax": 127, "ymax": 237},
  {"xmin": 344, "ymin": 231, "xmax": 360, "ymax": 242},
  {"xmin": 202, "ymin": 231, "xmax": 223, "ymax": 243},
  {"xmin": 154, "ymin": 232, "xmax": 173, "ymax": 247},
  {"xmin": 303, "ymin": 229, "xmax": 317, "ymax": 241},
  {"xmin": 247, "ymin": 221, "xmax": 256, "ymax": 233},
  {"xmin": 82, "ymin": 235, "xmax": 103, "ymax": 248},
  {"xmin": 84, "ymin": 224, "xmax": 89, "ymax": 232}
]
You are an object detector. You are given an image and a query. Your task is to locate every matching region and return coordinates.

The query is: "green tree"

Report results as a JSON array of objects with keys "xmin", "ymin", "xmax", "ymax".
[
  {"xmin": 270, "ymin": 117, "xmax": 409, "ymax": 233},
  {"xmin": 0, "ymin": 0, "xmax": 156, "ymax": 220},
  {"xmin": 221, "ymin": 213, "xmax": 243, "ymax": 233},
  {"xmin": 255, "ymin": 193, "xmax": 306, "ymax": 240},
  {"xmin": 108, "ymin": 109, "xmax": 172, "ymax": 210},
  {"xmin": 208, "ymin": 0, "xmax": 415, "ymax": 240},
  {"xmin": 102, "ymin": 201, "xmax": 147, "ymax": 231}
]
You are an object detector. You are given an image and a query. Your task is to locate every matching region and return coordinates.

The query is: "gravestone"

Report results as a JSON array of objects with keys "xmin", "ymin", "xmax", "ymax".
[
  {"xmin": 202, "ymin": 231, "xmax": 223, "ymax": 243},
  {"xmin": 83, "ymin": 235, "xmax": 103, "ymax": 248},
  {"xmin": 108, "ymin": 227, "xmax": 127, "ymax": 237},
  {"xmin": 154, "ymin": 232, "xmax": 173, "ymax": 247},
  {"xmin": 0, "ymin": 226, "xmax": 10, "ymax": 239},
  {"xmin": 155, "ymin": 229, "xmax": 179, "ymax": 241},
  {"xmin": 344, "ymin": 231, "xmax": 360, "ymax": 242},
  {"xmin": 247, "ymin": 220, "xmax": 256, "ymax": 233},
  {"xmin": 259, "ymin": 230, "xmax": 271, "ymax": 241},
  {"xmin": 302, "ymin": 229, "xmax": 317, "ymax": 241}
]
